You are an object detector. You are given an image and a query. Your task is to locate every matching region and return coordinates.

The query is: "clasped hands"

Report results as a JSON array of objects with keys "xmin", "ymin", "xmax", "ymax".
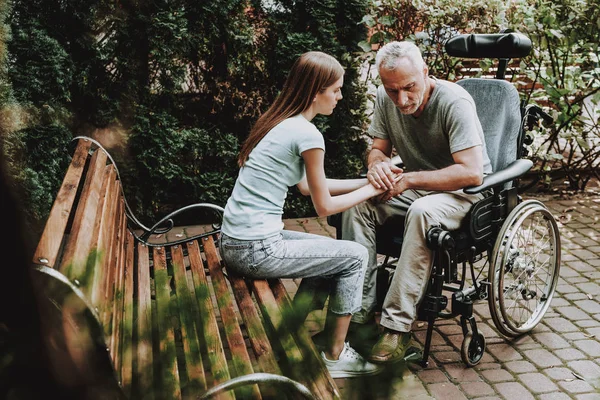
[{"xmin": 367, "ymin": 161, "xmax": 404, "ymax": 203}]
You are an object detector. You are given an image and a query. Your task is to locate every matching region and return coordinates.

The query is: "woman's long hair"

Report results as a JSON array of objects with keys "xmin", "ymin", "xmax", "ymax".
[{"xmin": 237, "ymin": 51, "xmax": 344, "ymax": 167}]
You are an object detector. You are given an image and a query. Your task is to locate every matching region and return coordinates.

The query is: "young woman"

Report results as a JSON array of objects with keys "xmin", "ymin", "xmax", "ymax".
[{"xmin": 220, "ymin": 51, "xmax": 398, "ymax": 378}]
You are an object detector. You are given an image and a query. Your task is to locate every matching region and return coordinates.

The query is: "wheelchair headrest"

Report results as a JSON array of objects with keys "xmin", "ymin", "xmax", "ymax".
[{"xmin": 445, "ymin": 32, "xmax": 532, "ymax": 59}]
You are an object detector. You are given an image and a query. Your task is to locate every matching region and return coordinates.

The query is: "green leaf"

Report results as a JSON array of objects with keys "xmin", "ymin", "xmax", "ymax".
[
  {"xmin": 379, "ymin": 15, "xmax": 396, "ymax": 26},
  {"xmin": 576, "ymin": 137, "xmax": 590, "ymax": 150},
  {"xmin": 549, "ymin": 29, "xmax": 564, "ymax": 39},
  {"xmin": 360, "ymin": 15, "xmax": 376, "ymax": 27},
  {"xmin": 358, "ymin": 40, "xmax": 372, "ymax": 52}
]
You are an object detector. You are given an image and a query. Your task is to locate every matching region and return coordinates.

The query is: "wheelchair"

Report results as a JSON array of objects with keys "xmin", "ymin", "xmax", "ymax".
[{"xmin": 328, "ymin": 31, "xmax": 561, "ymax": 367}]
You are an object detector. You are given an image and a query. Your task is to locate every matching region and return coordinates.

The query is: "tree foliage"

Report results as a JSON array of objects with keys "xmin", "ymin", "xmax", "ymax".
[{"xmin": 1, "ymin": 0, "xmax": 370, "ymax": 233}]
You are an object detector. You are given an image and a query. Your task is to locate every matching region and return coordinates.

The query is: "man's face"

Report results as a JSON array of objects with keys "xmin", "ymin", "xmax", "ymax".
[{"xmin": 379, "ymin": 57, "xmax": 428, "ymax": 116}]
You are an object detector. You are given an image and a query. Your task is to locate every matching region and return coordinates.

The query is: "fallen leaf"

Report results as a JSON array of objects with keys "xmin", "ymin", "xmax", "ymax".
[
  {"xmin": 587, "ymin": 294, "xmax": 593, "ymax": 300},
  {"xmin": 558, "ymin": 214, "xmax": 572, "ymax": 224},
  {"xmin": 572, "ymin": 372, "xmax": 585, "ymax": 381}
]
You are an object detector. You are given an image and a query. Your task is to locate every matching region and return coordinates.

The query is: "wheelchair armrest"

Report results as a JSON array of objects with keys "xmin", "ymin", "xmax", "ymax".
[{"xmin": 463, "ymin": 159, "xmax": 533, "ymax": 194}]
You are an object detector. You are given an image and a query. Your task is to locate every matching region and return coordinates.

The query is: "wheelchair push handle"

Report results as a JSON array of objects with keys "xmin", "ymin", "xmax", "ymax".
[
  {"xmin": 444, "ymin": 32, "xmax": 532, "ymax": 59},
  {"xmin": 525, "ymin": 104, "xmax": 554, "ymax": 126}
]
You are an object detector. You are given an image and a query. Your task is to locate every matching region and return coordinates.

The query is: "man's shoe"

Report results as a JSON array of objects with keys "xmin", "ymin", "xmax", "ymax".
[
  {"xmin": 321, "ymin": 342, "xmax": 383, "ymax": 378},
  {"xmin": 369, "ymin": 330, "xmax": 412, "ymax": 364}
]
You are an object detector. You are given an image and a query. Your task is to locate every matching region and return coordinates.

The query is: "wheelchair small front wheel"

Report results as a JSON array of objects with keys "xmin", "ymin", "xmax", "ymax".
[
  {"xmin": 488, "ymin": 200, "xmax": 561, "ymax": 337},
  {"xmin": 461, "ymin": 332, "xmax": 486, "ymax": 367}
]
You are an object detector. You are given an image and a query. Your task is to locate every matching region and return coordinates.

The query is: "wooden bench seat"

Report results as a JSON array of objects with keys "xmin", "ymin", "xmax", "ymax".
[{"xmin": 31, "ymin": 136, "xmax": 340, "ymax": 399}]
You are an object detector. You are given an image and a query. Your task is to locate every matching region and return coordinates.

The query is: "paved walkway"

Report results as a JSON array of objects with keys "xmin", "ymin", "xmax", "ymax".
[{"xmin": 281, "ymin": 196, "xmax": 600, "ymax": 399}]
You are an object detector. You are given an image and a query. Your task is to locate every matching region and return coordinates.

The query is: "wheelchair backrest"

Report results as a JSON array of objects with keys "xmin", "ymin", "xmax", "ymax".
[
  {"xmin": 445, "ymin": 31, "xmax": 532, "ymax": 174},
  {"xmin": 457, "ymin": 78, "xmax": 522, "ymax": 173}
]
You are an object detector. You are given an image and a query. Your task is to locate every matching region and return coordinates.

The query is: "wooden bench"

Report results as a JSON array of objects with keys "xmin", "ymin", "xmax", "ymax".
[{"xmin": 30, "ymin": 136, "xmax": 340, "ymax": 399}]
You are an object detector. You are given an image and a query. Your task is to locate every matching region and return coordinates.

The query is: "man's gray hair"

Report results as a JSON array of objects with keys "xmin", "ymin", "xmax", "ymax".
[{"xmin": 375, "ymin": 41, "xmax": 425, "ymax": 72}]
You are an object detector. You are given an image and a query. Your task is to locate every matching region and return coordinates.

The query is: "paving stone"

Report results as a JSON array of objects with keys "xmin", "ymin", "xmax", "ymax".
[
  {"xmin": 443, "ymin": 363, "xmax": 482, "ymax": 383},
  {"xmin": 543, "ymin": 317, "xmax": 580, "ymax": 332},
  {"xmin": 556, "ymin": 284, "xmax": 583, "ymax": 294},
  {"xmin": 487, "ymin": 343, "xmax": 523, "ymax": 362},
  {"xmin": 566, "ymin": 261, "xmax": 597, "ymax": 272},
  {"xmin": 532, "ymin": 332, "xmax": 571, "ymax": 349},
  {"xmin": 558, "ymin": 378, "xmax": 598, "ymax": 394},
  {"xmin": 539, "ymin": 392, "xmax": 575, "ymax": 400},
  {"xmin": 494, "ymin": 382, "xmax": 535, "ymax": 400},
  {"xmin": 427, "ymin": 383, "xmax": 468, "ymax": 400},
  {"xmin": 565, "ymin": 292, "xmax": 592, "ymax": 300},
  {"xmin": 555, "ymin": 347, "xmax": 586, "ymax": 361},
  {"xmin": 480, "ymin": 368, "xmax": 514, "ymax": 383},
  {"xmin": 576, "ymin": 282, "xmax": 600, "ymax": 295},
  {"xmin": 544, "ymin": 367, "xmax": 580, "ymax": 381},
  {"xmin": 577, "ymin": 320, "xmax": 600, "ymax": 328},
  {"xmin": 504, "ymin": 360, "xmax": 537, "ymax": 373},
  {"xmin": 568, "ymin": 360, "xmax": 600, "ymax": 383},
  {"xmin": 518, "ymin": 372, "xmax": 559, "ymax": 393},
  {"xmin": 564, "ymin": 331, "xmax": 591, "ymax": 340},
  {"xmin": 570, "ymin": 249, "xmax": 597, "ymax": 260},
  {"xmin": 523, "ymin": 349, "xmax": 562, "ymax": 368},
  {"xmin": 573, "ymin": 339, "xmax": 600, "ymax": 357},
  {"xmin": 417, "ymin": 369, "xmax": 449, "ymax": 384},
  {"xmin": 575, "ymin": 393, "xmax": 600, "ymax": 400},
  {"xmin": 473, "ymin": 362, "xmax": 501, "ymax": 371},
  {"xmin": 550, "ymin": 298, "xmax": 571, "ymax": 307},
  {"xmin": 575, "ymin": 300, "xmax": 600, "ymax": 314},
  {"xmin": 556, "ymin": 306, "xmax": 591, "ymax": 320},
  {"xmin": 459, "ymin": 381, "xmax": 495, "ymax": 397}
]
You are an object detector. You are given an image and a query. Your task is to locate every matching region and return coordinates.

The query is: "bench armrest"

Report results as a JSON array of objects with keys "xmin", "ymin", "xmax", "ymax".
[
  {"xmin": 463, "ymin": 159, "xmax": 533, "ymax": 194},
  {"xmin": 133, "ymin": 203, "xmax": 225, "ymax": 246}
]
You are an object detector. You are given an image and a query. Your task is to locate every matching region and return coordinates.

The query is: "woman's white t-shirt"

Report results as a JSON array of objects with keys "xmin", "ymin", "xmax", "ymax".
[{"xmin": 222, "ymin": 114, "xmax": 324, "ymax": 240}]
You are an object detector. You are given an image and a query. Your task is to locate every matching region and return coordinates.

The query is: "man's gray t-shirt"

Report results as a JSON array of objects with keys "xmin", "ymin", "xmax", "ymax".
[
  {"xmin": 369, "ymin": 78, "xmax": 492, "ymax": 174},
  {"xmin": 222, "ymin": 114, "xmax": 325, "ymax": 240}
]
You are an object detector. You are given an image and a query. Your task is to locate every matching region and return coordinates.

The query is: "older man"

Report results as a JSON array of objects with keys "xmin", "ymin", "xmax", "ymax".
[{"xmin": 341, "ymin": 41, "xmax": 492, "ymax": 363}]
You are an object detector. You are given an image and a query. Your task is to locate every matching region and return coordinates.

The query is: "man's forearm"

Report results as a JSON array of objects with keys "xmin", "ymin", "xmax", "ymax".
[{"xmin": 403, "ymin": 164, "xmax": 483, "ymax": 192}]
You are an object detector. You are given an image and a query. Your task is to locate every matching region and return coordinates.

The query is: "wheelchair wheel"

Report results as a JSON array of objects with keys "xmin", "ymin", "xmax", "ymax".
[
  {"xmin": 488, "ymin": 200, "xmax": 561, "ymax": 337},
  {"xmin": 461, "ymin": 332, "xmax": 486, "ymax": 367}
]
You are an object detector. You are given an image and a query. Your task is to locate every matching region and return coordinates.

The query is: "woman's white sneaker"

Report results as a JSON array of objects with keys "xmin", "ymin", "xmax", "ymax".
[{"xmin": 321, "ymin": 342, "xmax": 383, "ymax": 378}]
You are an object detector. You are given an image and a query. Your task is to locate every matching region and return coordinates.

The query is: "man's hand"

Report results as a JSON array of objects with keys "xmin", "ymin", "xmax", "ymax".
[
  {"xmin": 378, "ymin": 174, "xmax": 408, "ymax": 202},
  {"xmin": 367, "ymin": 161, "xmax": 403, "ymax": 190}
]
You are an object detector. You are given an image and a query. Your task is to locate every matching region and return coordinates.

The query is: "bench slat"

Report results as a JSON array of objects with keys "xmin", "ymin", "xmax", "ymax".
[
  {"xmin": 153, "ymin": 247, "xmax": 182, "ymax": 399},
  {"xmin": 186, "ymin": 240, "xmax": 235, "ymax": 400},
  {"xmin": 228, "ymin": 274, "xmax": 281, "ymax": 376},
  {"xmin": 170, "ymin": 245, "xmax": 207, "ymax": 395},
  {"xmin": 270, "ymin": 279, "xmax": 341, "ymax": 399},
  {"xmin": 251, "ymin": 279, "xmax": 328, "ymax": 399},
  {"xmin": 202, "ymin": 236, "xmax": 261, "ymax": 399},
  {"xmin": 136, "ymin": 243, "xmax": 154, "ymax": 400},
  {"xmin": 110, "ymin": 198, "xmax": 128, "ymax": 377},
  {"xmin": 58, "ymin": 149, "xmax": 108, "ymax": 288},
  {"xmin": 120, "ymin": 231, "xmax": 135, "ymax": 397},
  {"xmin": 33, "ymin": 139, "xmax": 91, "ymax": 268}
]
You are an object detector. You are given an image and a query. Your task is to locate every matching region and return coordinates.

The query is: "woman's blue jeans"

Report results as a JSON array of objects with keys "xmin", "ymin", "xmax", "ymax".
[{"xmin": 220, "ymin": 230, "xmax": 368, "ymax": 315}]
